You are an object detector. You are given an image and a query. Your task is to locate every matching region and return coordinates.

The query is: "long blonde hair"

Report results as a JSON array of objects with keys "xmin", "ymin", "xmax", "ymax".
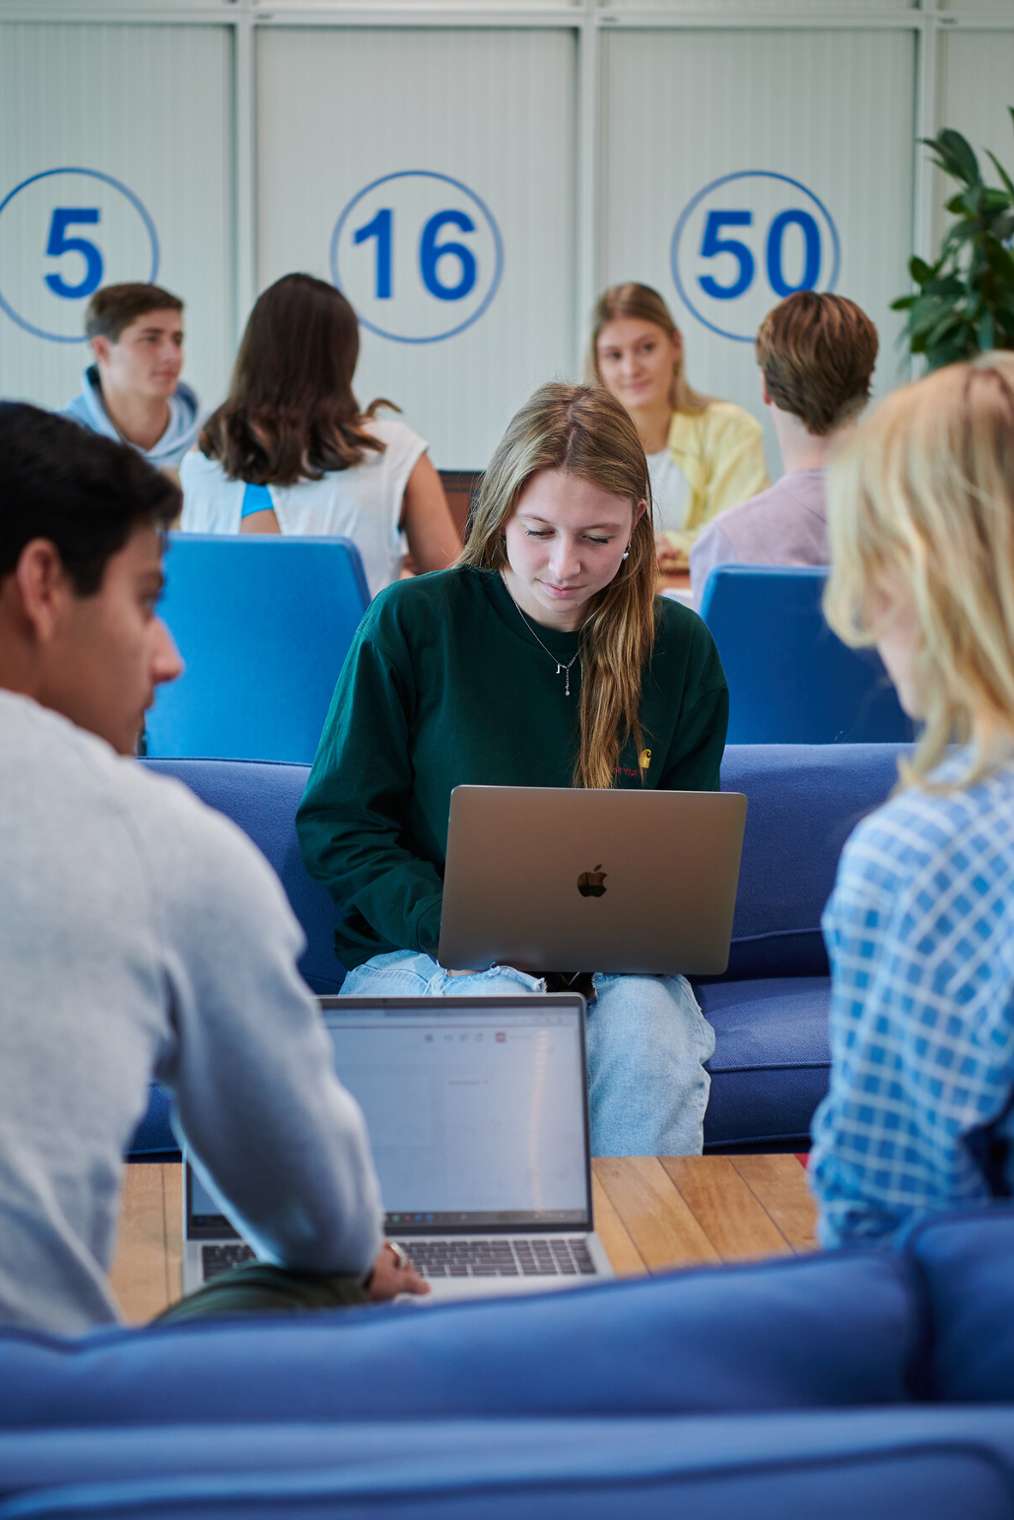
[
  {"xmin": 459, "ymin": 383, "xmax": 657, "ymax": 789},
  {"xmin": 824, "ymin": 351, "xmax": 1014, "ymax": 789},
  {"xmin": 587, "ymin": 282, "xmax": 712, "ymax": 416}
]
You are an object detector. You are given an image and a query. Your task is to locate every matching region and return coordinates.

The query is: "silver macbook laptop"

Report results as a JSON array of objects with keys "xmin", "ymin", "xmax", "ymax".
[
  {"xmin": 183, "ymin": 994, "xmax": 613, "ymax": 1300},
  {"xmin": 438, "ymin": 785, "xmax": 747, "ymax": 976}
]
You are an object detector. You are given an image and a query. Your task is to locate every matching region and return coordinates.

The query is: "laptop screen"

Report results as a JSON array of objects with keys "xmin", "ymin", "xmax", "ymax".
[
  {"xmin": 323, "ymin": 998, "xmax": 591, "ymax": 1232},
  {"xmin": 188, "ymin": 995, "xmax": 592, "ymax": 1237}
]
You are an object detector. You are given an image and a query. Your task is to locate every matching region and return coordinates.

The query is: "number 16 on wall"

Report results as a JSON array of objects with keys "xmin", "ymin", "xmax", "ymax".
[{"xmin": 331, "ymin": 170, "xmax": 504, "ymax": 345}]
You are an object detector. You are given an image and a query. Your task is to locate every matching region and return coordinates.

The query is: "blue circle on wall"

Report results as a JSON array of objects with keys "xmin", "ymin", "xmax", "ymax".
[
  {"xmin": 330, "ymin": 170, "xmax": 504, "ymax": 345},
  {"xmin": 0, "ymin": 167, "xmax": 159, "ymax": 343},
  {"xmin": 670, "ymin": 170, "xmax": 841, "ymax": 343}
]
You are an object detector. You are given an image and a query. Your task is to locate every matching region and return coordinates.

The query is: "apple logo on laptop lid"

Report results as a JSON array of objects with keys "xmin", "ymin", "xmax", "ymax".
[{"xmin": 577, "ymin": 864, "xmax": 607, "ymax": 899}]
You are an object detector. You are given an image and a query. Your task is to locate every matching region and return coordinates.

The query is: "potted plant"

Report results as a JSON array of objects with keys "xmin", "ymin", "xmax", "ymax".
[{"xmin": 892, "ymin": 108, "xmax": 1014, "ymax": 369}]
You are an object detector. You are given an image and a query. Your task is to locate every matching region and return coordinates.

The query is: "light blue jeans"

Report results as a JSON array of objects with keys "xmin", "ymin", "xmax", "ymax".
[{"xmin": 339, "ymin": 951, "xmax": 715, "ymax": 1157}]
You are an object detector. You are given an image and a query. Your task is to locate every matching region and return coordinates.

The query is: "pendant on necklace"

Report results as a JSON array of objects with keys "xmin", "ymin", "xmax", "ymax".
[{"xmin": 557, "ymin": 663, "xmax": 571, "ymax": 697}]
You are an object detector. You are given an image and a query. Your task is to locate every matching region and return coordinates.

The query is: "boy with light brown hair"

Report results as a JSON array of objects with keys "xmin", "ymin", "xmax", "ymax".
[{"xmin": 690, "ymin": 291, "xmax": 878, "ymax": 602}]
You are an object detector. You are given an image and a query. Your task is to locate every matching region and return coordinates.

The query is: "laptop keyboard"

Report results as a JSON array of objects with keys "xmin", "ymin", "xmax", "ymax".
[
  {"xmin": 202, "ymin": 1242, "xmax": 256, "ymax": 1279},
  {"xmin": 201, "ymin": 1238, "xmax": 598, "ymax": 1282},
  {"xmin": 394, "ymin": 1238, "xmax": 598, "ymax": 1278}
]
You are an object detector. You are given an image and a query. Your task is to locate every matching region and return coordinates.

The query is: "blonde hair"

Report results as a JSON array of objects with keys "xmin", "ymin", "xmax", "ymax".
[
  {"xmin": 588, "ymin": 283, "xmax": 712, "ymax": 416},
  {"xmin": 824, "ymin": 351, "xmax": 1014, "ymax": 790},
  {"xmin": 459, "ymin": 383, "xmax": 657, "ymax": 789}
]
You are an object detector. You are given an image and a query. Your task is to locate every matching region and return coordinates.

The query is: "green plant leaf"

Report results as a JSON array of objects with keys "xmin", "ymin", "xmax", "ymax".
[
  {"xmin": 922, "ymin": 138, "xmax": 969, "ymax": 184},
  {"xmin": 927, "ymin": 335, "xmax": 976, "ymax": 371},
  {"xmin": 985, "ymin": 241, "xmax": 1014, "ymax": 278},
  {"xmin": 940, "ymin": 222, "xmax": 979, "ymax": 257},
  {"xmin": 986, "ymin": 150, "xmax": 1014, "ymax": 199},
  {"xmin": 929, "ymin": 274, "xmax": 968, "ymax": 300},
  {"xmin": 946, "ymin": 186, "xmax": 984, "ymax": 217},
  {"xmin": 927, "ymin": 311, "xmax": 964, "ymax": 346},
  {"xmin": 896, "ymin": 113, "xmax": 1014, "ymax": 365},
  {"xmin": 928, "ymin": 128, "xmax": 982, "ymax": 186},
  {"xmin": 909, "ymin": 296, "xmax": 956, "ymax": 340}
]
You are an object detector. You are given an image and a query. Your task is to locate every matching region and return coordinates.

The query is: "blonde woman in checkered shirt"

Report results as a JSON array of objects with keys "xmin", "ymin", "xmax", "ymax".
[{"xmin": 809, "ymin": 352, "xmax": 1014, "ymax": 1248}]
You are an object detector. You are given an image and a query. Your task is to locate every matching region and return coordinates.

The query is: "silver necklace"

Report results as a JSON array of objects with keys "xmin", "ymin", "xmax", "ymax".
[{"xmin": 509, "ymin": 595, "xmax": 581, "ymax": 697}]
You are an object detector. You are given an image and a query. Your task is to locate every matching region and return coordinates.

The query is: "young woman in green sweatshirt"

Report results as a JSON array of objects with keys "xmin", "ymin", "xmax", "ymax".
[{"xmin": 298, "ymin": 382, "xmax": 729, "ymax": 1155}]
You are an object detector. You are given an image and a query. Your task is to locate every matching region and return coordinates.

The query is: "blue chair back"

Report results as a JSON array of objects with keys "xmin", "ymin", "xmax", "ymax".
[
  {"xmin": 145, "ymin": 534, "xmax": 370, "ymax": 763},
  {"xmin": 699, "ymin": 566, "xmax": 914, "ymax": 744}
]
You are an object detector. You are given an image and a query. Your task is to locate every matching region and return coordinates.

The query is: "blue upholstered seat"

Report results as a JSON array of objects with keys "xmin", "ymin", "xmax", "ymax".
[
  {"xmin": 699, "ymin": 566, "xmax": 914, "ymax": 744},
  {"xmin": 145, "ymin": 533, "xmax": 370, "ymax": 764}
]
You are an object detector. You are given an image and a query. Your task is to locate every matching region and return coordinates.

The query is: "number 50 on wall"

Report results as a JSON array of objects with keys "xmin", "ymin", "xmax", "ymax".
[{"xmin": 671, "ymin": 171, "xmax": 840, "ymax": 344}]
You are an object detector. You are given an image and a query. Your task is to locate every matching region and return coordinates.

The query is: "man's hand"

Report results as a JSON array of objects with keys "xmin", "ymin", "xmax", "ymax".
[{"xmin": 366, "ymin": 1240, "xmax": 430, "ymax": 1301}]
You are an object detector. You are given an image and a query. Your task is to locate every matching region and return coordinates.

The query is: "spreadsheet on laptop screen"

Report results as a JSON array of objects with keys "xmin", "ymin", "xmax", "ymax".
[{"xmin": 324, "ymin": 1004, "xmax": 589, "ymax": 1228}]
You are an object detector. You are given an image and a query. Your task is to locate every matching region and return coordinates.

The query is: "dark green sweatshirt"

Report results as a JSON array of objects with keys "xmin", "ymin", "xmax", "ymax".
[{"xmin": 297, "ymin": 567, "xmax": 728, "ymax": 969}]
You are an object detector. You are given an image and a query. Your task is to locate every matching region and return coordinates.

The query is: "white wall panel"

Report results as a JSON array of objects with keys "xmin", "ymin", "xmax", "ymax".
[
  {"xmin": 257, "ymin": 1, "xmax": 576, "ymax": 8},
  {"xmin": 0, "ymin": 22, "xmax": 233, "ymax": 417},
  {"xmin": 600, "ymin": 27, "xmax": 916, "ymax": 471},
  {"xmin": 257, "ymin": 27, "xmax": 575, "ymax": 469},
  {"xmin": 934, "ymin": 30, "xmax": 1014, "ymax": 246},
  {"xmin": 601, "ymin": 0, "xmax": 914, "ymax": 10},
  {"xmin": 939, "ymin": 1, "xmax": 1014, "ymax": 12}
]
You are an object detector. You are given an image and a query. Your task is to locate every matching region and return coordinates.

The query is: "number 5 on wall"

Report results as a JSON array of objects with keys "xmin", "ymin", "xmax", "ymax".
[
  {"xmin": 698, "ymin": 211, "xmax": 754, "ymax": 301},
  {"xmin": 44, "ymin": 208, "xmax": 103, "ymax": 299}
]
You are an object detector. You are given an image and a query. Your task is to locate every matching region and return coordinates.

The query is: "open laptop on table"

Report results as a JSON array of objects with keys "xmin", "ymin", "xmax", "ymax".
[
  {"xmin": 183, "ymin": 993, "xmax": 613, "ymax": 1300},
  {"xmin": 438, "ymin": 785, "xmax": 747, "ymax": 975}
]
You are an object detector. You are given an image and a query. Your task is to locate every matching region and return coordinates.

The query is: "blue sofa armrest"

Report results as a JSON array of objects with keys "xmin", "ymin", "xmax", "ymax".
[
  {"xmin": 904, "ymin": 1202, "xmax": 1014, "ymax": 1404},
  {"xmin": 3, "ymin": 1415, "xmax": 1010, "ymax": 1520},
  {"xmin": 3, "ymin": 1248, "xmax": 917, "ymax": 1430}
]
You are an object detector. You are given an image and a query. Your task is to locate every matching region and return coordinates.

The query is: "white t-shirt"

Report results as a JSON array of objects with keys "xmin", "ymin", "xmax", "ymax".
[
  {"xmin": 646, "ymin": 447, "xmax": 691, "ymax": 535},
  {"xmin": 180, "ymin": 416, "xmax": 427, "ymax": 598}
]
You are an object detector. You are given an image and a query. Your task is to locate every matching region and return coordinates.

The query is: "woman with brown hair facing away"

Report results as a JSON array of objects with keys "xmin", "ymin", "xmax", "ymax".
[
  {"xmin": 589, "ymin": 282, "xmax": 768, "ymax": 572},
  {"xmin": 180, "ymin": 273, "xmax": 460, "ymax": 596},
  {"xmin": 297, "ymin": 383, "xmax": 729, "ymax": 1156}
]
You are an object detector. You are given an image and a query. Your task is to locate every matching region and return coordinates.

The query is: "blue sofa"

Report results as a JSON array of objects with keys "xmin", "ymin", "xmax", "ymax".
[
  {"xmin": 2, "ymin": 1204, "xmax": 1014, "ymax": 1516},
  {"xmin": 131, "ymin": 744, "xmax": 906, "ymax": 1158}
]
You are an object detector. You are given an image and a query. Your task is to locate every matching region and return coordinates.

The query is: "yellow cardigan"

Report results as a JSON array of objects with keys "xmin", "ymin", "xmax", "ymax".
[{"xmin": 657, "ymin": 402, "xmax": 769, "ymax": 564}]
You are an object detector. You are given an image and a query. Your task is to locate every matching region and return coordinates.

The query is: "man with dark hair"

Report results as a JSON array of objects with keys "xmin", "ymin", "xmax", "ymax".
[
  {"xmin": 62, "ymin": 282, "xmax": 199, "ymax": 473},
  {"xmin": 0, "ymin": 406, "xmax": 423, "ymax": 1332},
  {"xmin": 690, "ymin": 292, "xmax": 878, "ymax": 602}
]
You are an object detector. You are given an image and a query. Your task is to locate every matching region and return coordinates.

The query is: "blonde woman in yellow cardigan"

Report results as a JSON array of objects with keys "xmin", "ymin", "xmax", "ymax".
[{"xmin": 589, "ymin": 283, "xmax": 768, "ymax": 571}]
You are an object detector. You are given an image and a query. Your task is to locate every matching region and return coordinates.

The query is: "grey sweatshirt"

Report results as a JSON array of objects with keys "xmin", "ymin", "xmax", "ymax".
[
  {"xmin": 0, "ymin": 692, "xmax": 383, "ymax": 1335},
  {"xmin": 62, "ymin": 365, "xmax": 200, "ymax": 471}
]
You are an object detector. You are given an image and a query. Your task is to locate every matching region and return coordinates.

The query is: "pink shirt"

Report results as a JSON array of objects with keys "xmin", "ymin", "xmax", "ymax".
[{"xmin": 690, "ymin": 469, "xmax": 827, "ymax": 606}]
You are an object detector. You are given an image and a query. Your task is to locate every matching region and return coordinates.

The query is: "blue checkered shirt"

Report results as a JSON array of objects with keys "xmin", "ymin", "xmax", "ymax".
[{"xmin": 810, "ymin": 755, "xmax": 1014, "ymax": 1248}]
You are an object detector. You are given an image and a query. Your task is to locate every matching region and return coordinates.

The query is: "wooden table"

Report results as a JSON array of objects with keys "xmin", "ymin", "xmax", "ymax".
[
  {"xmin": 657, "ymin": 569, "xmax": 691, "ymax": 596},
  {"xmin": 110, "ymin": 1155, "xmax": 816, "ymax": 1324}
]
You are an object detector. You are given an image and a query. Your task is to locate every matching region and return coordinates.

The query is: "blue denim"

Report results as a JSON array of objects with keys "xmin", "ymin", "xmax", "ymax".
[{"xmin": 340, "ymin": 951, "xmax": 715, "ymax": 1157}]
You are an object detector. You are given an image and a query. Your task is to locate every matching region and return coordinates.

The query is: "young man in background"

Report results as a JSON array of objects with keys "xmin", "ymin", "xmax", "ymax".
[
  {"xmin": 63, "ymin": 281, "xmax": 199, "ymax": 475},
  {"xmin": 690, "ymin": 292, "xmax": 878, "ymax": 602}
]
